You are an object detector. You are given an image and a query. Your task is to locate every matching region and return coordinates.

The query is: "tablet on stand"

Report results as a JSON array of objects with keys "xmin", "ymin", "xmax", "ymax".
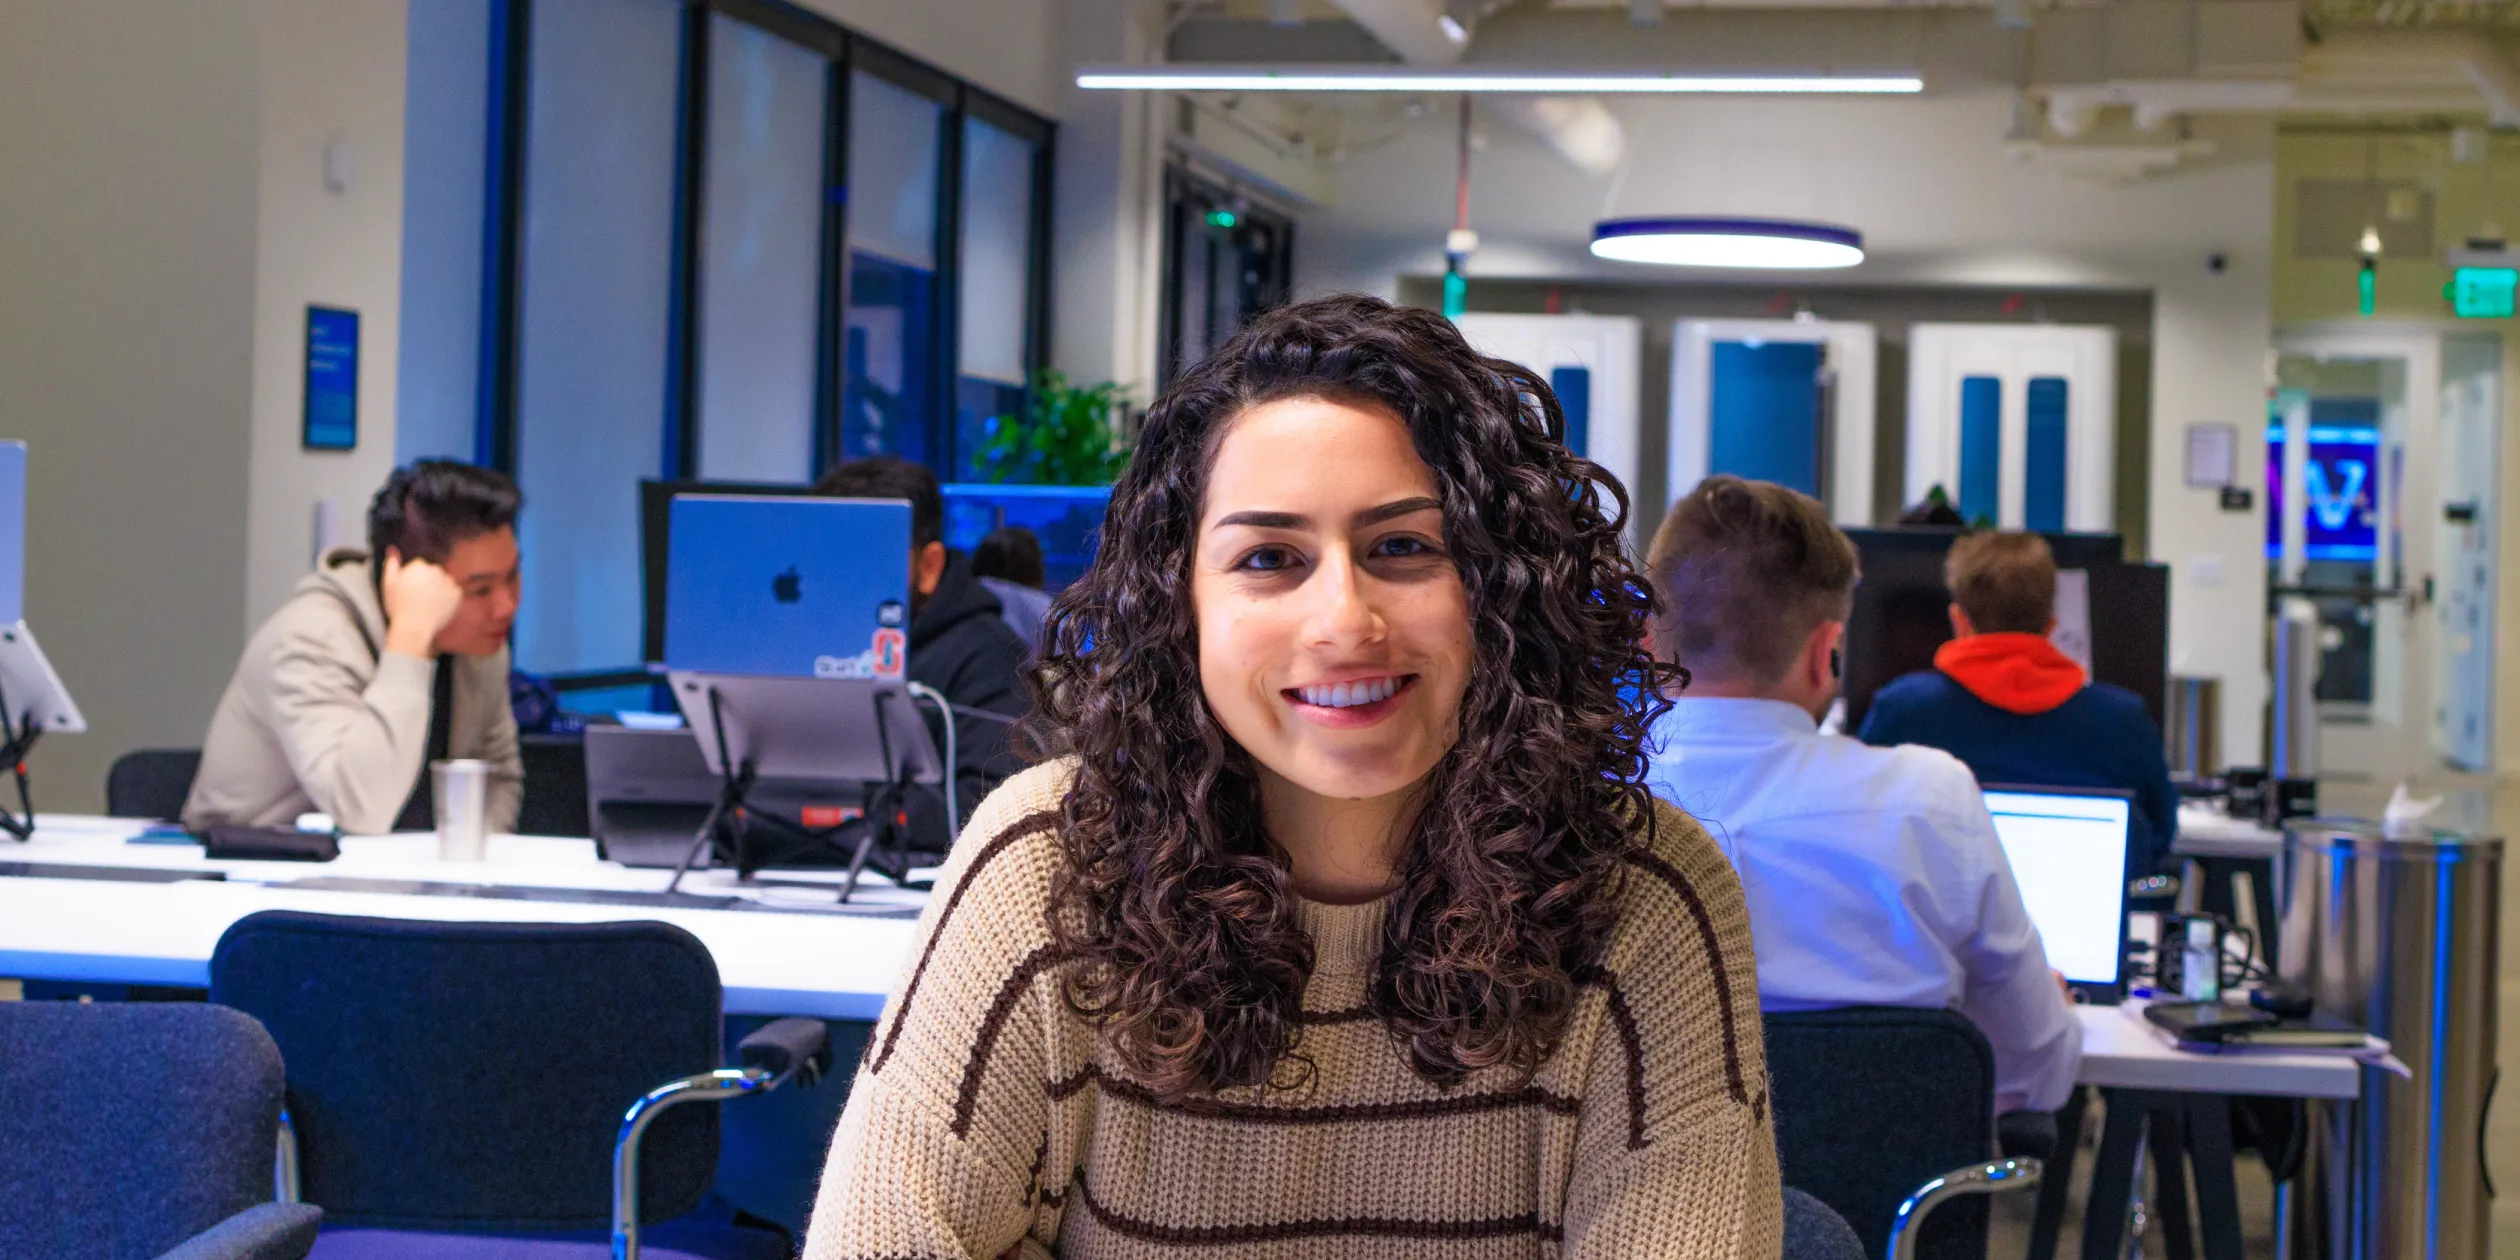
[
  {"xmin": 0, "ymin": 621, "xmax": 86, "ymax": 840},
  {"xmin": 663, "ymin": 672, "xmax": 943, "ymax": 901}
]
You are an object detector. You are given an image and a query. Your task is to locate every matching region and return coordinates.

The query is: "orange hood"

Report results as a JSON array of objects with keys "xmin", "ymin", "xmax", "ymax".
[{"xmin": 1934, "ymin": 632, "xmax": 2086, "ymax": 715}]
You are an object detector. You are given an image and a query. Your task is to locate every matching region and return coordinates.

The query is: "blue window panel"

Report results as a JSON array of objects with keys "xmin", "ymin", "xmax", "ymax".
[
  {"xmin": 1708, "ymin": 341, "xmax": 1822, "ymax": 496},
  {"xmin": 1550, "ymin": 365, "xmax": 1591, "ymax": 456},
  {"xmin": 1958, "ymin": 375, "xmax": 2002, "ymax": 525},
  {"xmin": 2024, "ymin": 376, "xmax": 2068, "ymax": 532}
]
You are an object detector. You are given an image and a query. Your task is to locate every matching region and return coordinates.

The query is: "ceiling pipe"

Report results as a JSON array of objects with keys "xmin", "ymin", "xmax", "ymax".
[
  {"xmin": 1323, "ymin": 0, "xmax": 1469, "ymax": 65},
  {"xmin": 1323, "ymin": 0, "xmax": 1630, "ymax": 174}
]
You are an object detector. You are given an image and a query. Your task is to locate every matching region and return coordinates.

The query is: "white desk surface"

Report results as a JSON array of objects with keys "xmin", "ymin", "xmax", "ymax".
[
  {"xmin": 0, "ymin": 816, "xmax": 925, "ymax": 1020},
  {"xmin": 2072, "ymin": 1004, "xmax": 2359, "ymax": 1100},
  {"xmin": 2173, "ymin": 804, "xmax": 2286, "ymax": 860},
  {"xmin": 1, "ymin": 817, "xmax": 2361, "ymax": 1098}
]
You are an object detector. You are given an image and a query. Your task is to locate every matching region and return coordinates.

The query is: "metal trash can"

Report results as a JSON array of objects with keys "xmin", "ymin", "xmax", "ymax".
[
  {"xmin": 2278, "ymin": 820, "xmax": 2502, "ymax": 1260},
  {"xmin": 2166, "ymin": 675, "xmax": 2221, "ymax": 780}
]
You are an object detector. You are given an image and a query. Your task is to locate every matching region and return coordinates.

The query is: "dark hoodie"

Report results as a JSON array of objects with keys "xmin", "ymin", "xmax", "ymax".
[
  {"xmin": 904, "ymin": 550, "xmax": 1030, "ymax": 849},
  {"xmin": 1856, "ymin": 632, "xmax": 2179, "ymax": 878}
]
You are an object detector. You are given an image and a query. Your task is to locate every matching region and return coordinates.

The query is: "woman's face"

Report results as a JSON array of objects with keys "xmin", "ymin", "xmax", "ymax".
[{"xmin": 1191, "ymin": 396, "xmax": 1473, "ymax": 806}]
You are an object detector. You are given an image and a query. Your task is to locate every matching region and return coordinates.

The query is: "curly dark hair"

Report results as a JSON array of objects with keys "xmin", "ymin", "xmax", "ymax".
[{"xmin": 1022, "ymin": 293, "xmax": 1675, "ymax": 1100}]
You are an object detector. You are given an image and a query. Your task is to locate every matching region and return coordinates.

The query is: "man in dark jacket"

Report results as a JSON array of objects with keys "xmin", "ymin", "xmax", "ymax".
[
  {"xmin": 813, "ymin": 458, "xmax": 1027, "ymax": 850},
  {"xmin": 1857, "ymin": 530, "xmax": 2178, "ymax": 879}
]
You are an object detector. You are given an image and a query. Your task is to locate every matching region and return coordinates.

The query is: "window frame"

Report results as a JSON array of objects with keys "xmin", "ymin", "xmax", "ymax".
[{"xmin": 474, "ymin": 0, "xmax": 1057, "ymax": 489}]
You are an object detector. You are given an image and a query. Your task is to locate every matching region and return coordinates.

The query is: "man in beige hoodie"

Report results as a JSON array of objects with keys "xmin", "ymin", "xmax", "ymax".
[{"xmin": 184, "ymin": 462, "xmax": 524, "ymax": 836}]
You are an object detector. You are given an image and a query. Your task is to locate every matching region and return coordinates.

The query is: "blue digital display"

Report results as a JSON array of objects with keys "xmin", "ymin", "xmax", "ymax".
[
  {"xmin": 2267, "ymin": 410, "xmax": 2381, "ymax": 562},
  {"xmin": 303, "ymin": 306, "xmax": 359, "ymax": 450}
]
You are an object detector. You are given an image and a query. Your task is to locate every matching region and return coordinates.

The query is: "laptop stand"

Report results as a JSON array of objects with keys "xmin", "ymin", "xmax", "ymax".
[{"xmin": 660, "ymin": 673, "xmax": 945, "ymax": 903}]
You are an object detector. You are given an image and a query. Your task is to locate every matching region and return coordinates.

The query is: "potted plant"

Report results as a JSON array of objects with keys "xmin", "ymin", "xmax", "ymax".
[{"xmin": 971, "ymin": 370, "xmax": 1133, "ymax": 486}]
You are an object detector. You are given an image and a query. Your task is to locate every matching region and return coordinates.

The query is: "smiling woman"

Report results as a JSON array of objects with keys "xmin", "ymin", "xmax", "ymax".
[{"xmin": 806, "ymin": 295, "xmax": 1781, "ymax": 1260}]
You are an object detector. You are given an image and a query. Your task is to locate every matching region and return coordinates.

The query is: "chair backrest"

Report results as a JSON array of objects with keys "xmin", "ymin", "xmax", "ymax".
[
  {"xmin": 518, "ymin": 732, "xmax": 591, "ymax": 838},
  {"xmin": 0, "ymin": 1002, "xmax": 284, "ymax": 1260},
  {"xmin": 1763, "ymin": 1006, "xmax": 1999, "ymax": 1260},
  {"xmin": 1782, "ymin": 1186, "xmax": 1867, "ymax": 1260},
  {"xmin": 209, "ymin": 910, "xmax": 723, "ymax": 1233},
  {"xmin": 106, "ymin": 747, "xmax": 202, "ymax": 820}
]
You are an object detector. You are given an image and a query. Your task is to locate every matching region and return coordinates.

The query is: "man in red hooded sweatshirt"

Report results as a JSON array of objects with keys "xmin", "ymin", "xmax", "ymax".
[{"xmin": 1857, "ymin": 530, "xmax": 2179, "ymax": 881}]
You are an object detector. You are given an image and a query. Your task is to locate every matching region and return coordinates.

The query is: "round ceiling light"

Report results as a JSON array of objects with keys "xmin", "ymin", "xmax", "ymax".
[{"xmin": 1589, "ymin": 217, "xmax": 1865, "ymax": 269}]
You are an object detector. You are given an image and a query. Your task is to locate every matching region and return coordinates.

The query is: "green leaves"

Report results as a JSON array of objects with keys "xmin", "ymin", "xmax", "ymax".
[{"xmin": 972, "ymin": 370, "xmax": 1134, "ymax": 486}]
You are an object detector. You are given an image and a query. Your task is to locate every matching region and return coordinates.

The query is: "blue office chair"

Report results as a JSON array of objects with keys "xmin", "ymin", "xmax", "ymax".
[
  {"xmin": 1783, "ymin": 1187, "xmax": 1868, "ymax": 1260},
  {"xmin": 0, "ymin": 1001, "xmax": 322, "ymax": 1260},
  {"xmin": 209, "ymin": 911, "xmax": 828, "ymax": 1260},
  {"xmin": 1764, "ymin": 1007, "xmax": 2043, "ymax": 1260}
]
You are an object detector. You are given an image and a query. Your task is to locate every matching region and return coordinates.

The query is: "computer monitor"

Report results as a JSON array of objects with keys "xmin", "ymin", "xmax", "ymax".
[
  {"xmin": 664, "ymin": 495, "xmax": 912, "ymax": 679},
  {"xmin": 1982, "ymin": 786, "xmax": 2132, "ymax": 998}
]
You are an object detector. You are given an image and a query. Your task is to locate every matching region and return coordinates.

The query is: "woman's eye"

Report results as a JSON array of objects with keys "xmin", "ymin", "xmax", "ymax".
[
  {"xmin": 1373, "ymin": 535, "xmax": 1436, "ymax": 559},
  {"xmin": 1237, "ymin": 545, "xmax": 1300, "ymax": 573}
]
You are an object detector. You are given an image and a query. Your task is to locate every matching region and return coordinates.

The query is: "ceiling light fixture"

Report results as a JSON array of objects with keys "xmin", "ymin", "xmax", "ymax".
[
  {"xmin": 1590, "ymin": 217, "xmax": 1866, "ymax": 269},
  {"xmin": 1074, "ymin": 66, "xmax": 1924, "ymax": 94}
]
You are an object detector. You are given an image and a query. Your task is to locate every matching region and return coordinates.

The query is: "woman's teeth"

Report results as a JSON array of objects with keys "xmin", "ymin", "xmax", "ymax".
[{"xmin": 1297, "ymin": 677, "xmax": 1402, "ymax": 709}]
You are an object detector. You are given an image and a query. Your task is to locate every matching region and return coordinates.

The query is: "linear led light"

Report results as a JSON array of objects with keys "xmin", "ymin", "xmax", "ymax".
[{"xmin": 1074, "ymin": 65, "xmax": 1924, "ymax": 94}]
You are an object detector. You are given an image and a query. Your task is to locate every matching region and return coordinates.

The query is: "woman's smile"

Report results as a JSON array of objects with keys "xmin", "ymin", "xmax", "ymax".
[{"xmin": 1284, "ymin": 672, "xmax": 1418, "ymax": 728}]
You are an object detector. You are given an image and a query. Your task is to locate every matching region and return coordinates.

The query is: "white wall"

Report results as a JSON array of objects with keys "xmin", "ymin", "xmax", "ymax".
[
  {"xmin": 0, "ymin": 2, "xmax": 263, "ymax": 811},
  {"xmin": 243, "ymin": 0, "xmax": 410, "ymax": 631},
  {"xmin": 795, "ymin": 0, "xmax": 1064, "ymax": 117},
  {"xmin": 1301, "ymin": 94, "xmax": 2276, "ymax": 763},
  {"xmin": 1050, "ymin": 0, "xmax": 1167, "ymax": 394}
]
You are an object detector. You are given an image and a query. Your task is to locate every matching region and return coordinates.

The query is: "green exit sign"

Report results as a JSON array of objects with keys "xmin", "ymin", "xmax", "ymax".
[{"xmin": 2447, "ymin": 266, "xmax": 2518, "ymax": 318}]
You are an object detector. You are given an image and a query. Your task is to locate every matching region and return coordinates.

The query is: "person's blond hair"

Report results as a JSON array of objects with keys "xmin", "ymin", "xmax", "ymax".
[
  {"xmin": 1945, "ymin": 531, "xmax": 2056, "ymax": 634},
  {"xmin": 1646, "ymin": 476, "xmax": 1858, "ymax": 685}
]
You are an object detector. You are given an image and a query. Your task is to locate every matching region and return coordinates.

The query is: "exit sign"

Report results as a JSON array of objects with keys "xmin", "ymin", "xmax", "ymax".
[{"xmin": 2447, "ymin": 266, "xmax": 2518, "ymax": 318}]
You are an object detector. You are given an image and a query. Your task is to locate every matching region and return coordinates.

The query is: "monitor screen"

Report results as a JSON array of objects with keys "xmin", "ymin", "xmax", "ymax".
[{"xmin": 1982, "ymin": 788, "xmax": 2131, "ymax": 987}]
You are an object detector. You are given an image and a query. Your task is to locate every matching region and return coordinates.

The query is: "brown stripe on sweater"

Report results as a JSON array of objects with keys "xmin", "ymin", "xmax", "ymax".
[
  {"xmin": 1573, "ymin": 964, "xmax": 1652, "ymax": 1150},
  {"xmin": 1628, "ymin": 848, "xmax": 1752, "ymax": 1108},
  {"xmin": 872, "ymin": 808, "xmax": 1061, "ymax": 1073},
  {"xmin": 1296, "ymin": 1004, "xmax": 1379, "ymax": 1025},
  {"xmin": 951, "ymin": 943, "xmax": 1075, "ymax": 1137},
  {"xmin": 1301, "ymin": 972, "xmax": 1653, "ymax": 1148},
  {"xmin": 1075, "ymin": 1174, "xmax": 1563, "ymax": 1245},
  {"xmin": 1047, "ymin": 1062, "xmax": 1583, "ymax": 1124}
]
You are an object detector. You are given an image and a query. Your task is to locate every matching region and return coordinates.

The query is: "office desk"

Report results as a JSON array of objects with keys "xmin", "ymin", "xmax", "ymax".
[
  {"xmin": 2049, "ymin": 1004, "xmax": 2362, "ymax": 1260},
  {"xmin": 2174, "ymin": 805, "xmax": 2285, "ymax": 860},
  {"xmin": 0, "ymin": 816, "xmax": 923, "ymax": 1019}
]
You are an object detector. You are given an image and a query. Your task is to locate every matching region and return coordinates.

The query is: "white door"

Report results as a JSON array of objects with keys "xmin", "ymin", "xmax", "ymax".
[
  {"xmin": 1668, "ymin": 319, "xmax": 1878, "ymax": 526},
  {"xmin": 2271, "ymin": 328, "xmax": 2442, "ymax": 781},
  {"xmin": 1906, "ymin": 324, "xmax": 2117, "ymax": 532},
  {"xmin": 1450, "ymin": 314, "xmax": 1644, "ymax": 536},
  {"xmin": 2435, "ymin": 335, "xmax": 2499, "ymax": 771}
]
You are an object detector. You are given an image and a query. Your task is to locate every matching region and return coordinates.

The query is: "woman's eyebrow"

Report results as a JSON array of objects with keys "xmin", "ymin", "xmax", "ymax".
[
  {"xmin": 1212, "ymin": 509, "xmax": 1307, "ymax": 530},
  {"xmin": 1353, "ymin": 496, "xmax": 1441, "ymax": 527}
]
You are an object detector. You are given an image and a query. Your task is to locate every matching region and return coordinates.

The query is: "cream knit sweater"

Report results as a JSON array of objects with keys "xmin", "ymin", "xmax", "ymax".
[{"xmin": 806, "ymin": 761, "xmax": 1781, "ymax": 1259}]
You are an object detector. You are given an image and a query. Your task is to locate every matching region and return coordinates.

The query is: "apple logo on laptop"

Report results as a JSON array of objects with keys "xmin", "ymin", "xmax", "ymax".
[{"xmin": 772, "ymin": 566, "xmax": 803, "ymax": 605}]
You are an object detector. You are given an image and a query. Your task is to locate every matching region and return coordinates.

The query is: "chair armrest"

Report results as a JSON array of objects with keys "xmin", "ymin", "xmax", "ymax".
[
  {"xmin": 736, "ymin": 1016, "xmax": 831, "ymax": 1087},
  {"xmin": 1888, "ymin": 1158, "xmax": 2041, "ymax": 1260},
  {"xmin": 154, "ymin": 1202, "xmax": 323, "ymax": 1260}
]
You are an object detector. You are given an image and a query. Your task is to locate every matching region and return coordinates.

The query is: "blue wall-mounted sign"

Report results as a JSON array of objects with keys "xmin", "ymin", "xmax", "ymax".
[
  {"xmin": 2267, "ymin": 402, "xmax": 2381, "ymax": 562},
  {"xmin": 303, "ymin": 305, "xmax": 359, "ymax": 451}
]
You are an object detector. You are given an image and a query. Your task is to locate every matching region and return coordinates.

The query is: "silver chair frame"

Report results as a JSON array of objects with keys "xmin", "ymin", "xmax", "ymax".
[
  {"xmin": 1885, "ymin": 1157, "xmax": 2043, "ymax": 1260},
  {"xmin": 611, "ymin": 1054, "xmax": 812, "ymax": 1260}
]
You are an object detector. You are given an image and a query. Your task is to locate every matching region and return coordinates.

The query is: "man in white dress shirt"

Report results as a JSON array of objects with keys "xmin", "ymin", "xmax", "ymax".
[{"xmin": 1640, "ymin": 475, "xmax": 2079, "ymax": 1115}]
